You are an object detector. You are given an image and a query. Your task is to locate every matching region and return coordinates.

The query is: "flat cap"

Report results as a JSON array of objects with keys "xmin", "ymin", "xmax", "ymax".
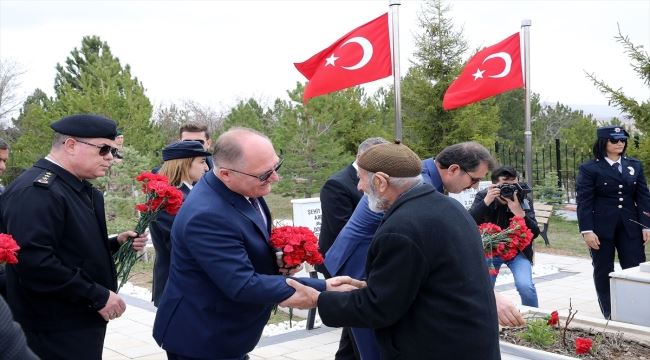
[
  {"xmin": 357, "ymin": 140, "xmax": 422, "ymax": 177},
  {"xmin": 597, "ymin": 125, "xmax": 629, "ymax": 140},
  {"xmin": 50, "ymin": 114, "xmax": 117, "ymax": 140},
  {"xmin": 163, "ymin": 141, "xmax": 212, "ymax": 161}
]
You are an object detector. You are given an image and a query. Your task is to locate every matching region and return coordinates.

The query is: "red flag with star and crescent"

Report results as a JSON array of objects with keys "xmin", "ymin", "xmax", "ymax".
[
  {"xmin": 443, "ymin": 32, "xmax": 524, "ymax": 110},
  {"xmin": 295, "ymin": 13, "xmax": 392, "ymax": 103}
]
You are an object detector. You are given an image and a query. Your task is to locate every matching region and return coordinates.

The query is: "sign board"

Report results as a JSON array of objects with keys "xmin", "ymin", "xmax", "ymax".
[
  {"xmin": 290, "ymin": 197, "xmax": 322, "ymax": 237},
  {"xmin": 447, "ymin": 181, "xmax": 492, "ymax": 210}
]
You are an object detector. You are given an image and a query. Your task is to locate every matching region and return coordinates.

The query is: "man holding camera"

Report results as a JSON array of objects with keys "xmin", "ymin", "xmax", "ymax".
[{"xmin": 469, "ymin": 166, "xmax": 541, "ymax": 307}]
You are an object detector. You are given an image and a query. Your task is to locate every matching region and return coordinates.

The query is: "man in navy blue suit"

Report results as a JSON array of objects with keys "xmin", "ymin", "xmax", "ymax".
[{"xmin": 153, "ymin": 127, "xmax": 362, "ymax": 360}]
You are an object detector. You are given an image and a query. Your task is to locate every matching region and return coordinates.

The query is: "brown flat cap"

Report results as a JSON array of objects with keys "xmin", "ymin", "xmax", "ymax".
[{"xmin": 357, "ymin": 140, "xmax": 422, "ymax": 177}]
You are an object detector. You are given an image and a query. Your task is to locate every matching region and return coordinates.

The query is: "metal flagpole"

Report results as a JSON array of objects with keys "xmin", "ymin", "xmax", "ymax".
[
  {"xmin": 390, "ymin": 0, "xmax": 402, "ymax": 141},
  {"xmin": 522, "ymin": 19, "xmax": 532, "ymax": 185}
]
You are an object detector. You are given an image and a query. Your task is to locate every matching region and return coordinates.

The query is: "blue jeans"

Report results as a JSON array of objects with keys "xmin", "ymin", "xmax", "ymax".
[{"xmin": 489, "ymin": 252, "xmax": 539, "ymax": 307}]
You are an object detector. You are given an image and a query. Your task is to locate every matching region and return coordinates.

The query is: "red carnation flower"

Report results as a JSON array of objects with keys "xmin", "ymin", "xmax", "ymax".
[
  {"xmin": 270, "ymin": 226, "xmax": 323, "ymax": 268},
  {"xmin": 547, "ymin": 310, "xmax": 559, "ymax": 326},
  {"xmin": 0, "ymin": 233, "xmax": 20, "ymax": 265},
  {"xmin": 575, "ymin": 337, "xmax": 593, "ymax": 354}
]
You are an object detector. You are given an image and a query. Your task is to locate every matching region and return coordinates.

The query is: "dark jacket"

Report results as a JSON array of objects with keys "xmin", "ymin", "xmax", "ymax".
[
  {"xmin": 469, "ymin": 189, "xmax": 540, "ymax": 262},
  {"xmin": 318, "ymin": 183, "xmax": 501, "ymax": 360},
  {"xmin": 0, "ymin": 159, "xmax": 118, "ymax": 331},
  {"xmin": 318, "ymin": 164, "xmax": 362, "ymax": 276},
  {"xmin": 576, "ymin": 156, "xmax": 650, "ymax": 239},
  {"xmin": 150, "ymin": 183, "xmax": 190, "ymax": 306}
]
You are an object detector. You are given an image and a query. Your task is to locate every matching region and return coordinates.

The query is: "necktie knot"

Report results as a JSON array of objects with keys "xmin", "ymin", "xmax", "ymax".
[{"xmin": 612, "ymin": 162, "xmax": 621, "ymax": 173}]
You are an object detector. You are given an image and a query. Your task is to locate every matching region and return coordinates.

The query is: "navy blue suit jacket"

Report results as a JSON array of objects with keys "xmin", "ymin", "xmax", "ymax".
[{"xmin": 153, "ymin": 171, "xmax": 325, "ymax": 359}]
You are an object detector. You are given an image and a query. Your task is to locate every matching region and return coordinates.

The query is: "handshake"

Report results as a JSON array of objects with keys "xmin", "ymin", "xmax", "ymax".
[{"xmin": 280, "ymin": 276, "xmax": 366, "ymax": 310}]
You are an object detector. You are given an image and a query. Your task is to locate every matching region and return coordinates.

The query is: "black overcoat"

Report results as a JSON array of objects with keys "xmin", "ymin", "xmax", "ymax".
[
  {"xmin": 318, "ymin": 183, "xmax": 501, "ymax": 359},
  {"xmin": 0, "ymin": 159, "xmax": 118, "ymax": 331}
]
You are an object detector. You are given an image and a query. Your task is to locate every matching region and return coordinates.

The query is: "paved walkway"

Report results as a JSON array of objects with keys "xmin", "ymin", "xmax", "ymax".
[{"xmin": 102, "ymin": 252, "xmax": 617, "ymax": 359}]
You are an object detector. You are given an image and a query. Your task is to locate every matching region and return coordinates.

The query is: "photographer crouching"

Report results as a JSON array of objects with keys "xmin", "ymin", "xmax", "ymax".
[{"xmin": 469, "ymin": 166, "xmax": 541, "ymax": 307}]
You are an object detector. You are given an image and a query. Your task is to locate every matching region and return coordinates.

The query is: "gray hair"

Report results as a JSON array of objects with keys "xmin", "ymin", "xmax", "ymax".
[
  {"xmin": 436, "ymin": 142, "xmax": 496, "ymax": 172},
  {"xmin": 367, "ymin": 171, "xmax": 422, "ymax": 192},
  {"xmin": 213, "ymin": 127, "xmax": 270, "ymax": 167},
  {"xmin": 357, "ymin": 137, "xmax": 389, "ymax": 156},
  {"xmin": 0, "ymin": 138, "xmax": 8, "ymax": 150}
]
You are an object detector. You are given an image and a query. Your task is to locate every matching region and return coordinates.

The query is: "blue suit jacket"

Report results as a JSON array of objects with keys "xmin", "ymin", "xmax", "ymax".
[
  {"xmin": 325, "ymin": 158, "xmax": 443, "ymax": 279},
  {"xmin": 153, "ymin": 171, "xmax": 325, "ymax": 359},
  {"xmin": 576, "ymin": 156, "xmax": 650, "ymax": 240}
]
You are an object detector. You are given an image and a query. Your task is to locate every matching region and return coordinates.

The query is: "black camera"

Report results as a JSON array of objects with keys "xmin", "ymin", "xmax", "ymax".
[{"xmin": 497, "ymin": 182, "xmax": 532, "ymax": 201}]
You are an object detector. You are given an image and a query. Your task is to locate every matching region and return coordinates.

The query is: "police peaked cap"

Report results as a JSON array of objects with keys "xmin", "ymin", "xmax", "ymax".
[
  {"xmin": 50, "ymin": 114, "xmax": 118, "ymax": 140},
  {"xmin": 597, "ymin": 125, "xmax": 629, "ymax": 140},
  {"xmin": 162, "ymin": 141, "xmax": 212, "ymax": 161}
]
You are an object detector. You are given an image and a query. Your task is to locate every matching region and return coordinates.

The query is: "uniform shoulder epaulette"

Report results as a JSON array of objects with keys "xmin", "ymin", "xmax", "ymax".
[
  {"xmin": 33, "ymin": 170, "xmax": 56, "ymax": 188},
  {"xmin": 624, "ymin": 156, "xmax": 640, "ymax": 163}
]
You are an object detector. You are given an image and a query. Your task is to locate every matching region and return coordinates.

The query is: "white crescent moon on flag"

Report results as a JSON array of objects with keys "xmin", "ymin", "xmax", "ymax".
[
  {"xmin": 482, "ymin": 52, "xmax": 512, "ymax": 78},
  {"xmin": 340, "ymin": 37, "xmax": 373, "ymax": 70}
]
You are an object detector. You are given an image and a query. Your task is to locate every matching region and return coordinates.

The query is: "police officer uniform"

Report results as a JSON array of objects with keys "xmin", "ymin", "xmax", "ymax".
[
  {"xmin": 150, "ymin": 141, "xmax": 210, "ymax": 306},
  {"xmin": 0, "ymin": 114, "xmax": 121, "ymax": 359},
  {"xmin": 576, "ymin": 125, "xmax": 650, "ymax": 318}
]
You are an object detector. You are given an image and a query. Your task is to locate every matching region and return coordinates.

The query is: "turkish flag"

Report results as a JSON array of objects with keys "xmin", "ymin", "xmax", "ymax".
[
  {"xmin": 443, "ymin": 32, "xmax": 524, "ymax": 110},
  {"xmin": 295, "ymin": 13, "xmax": 392, "ymax": 103}
]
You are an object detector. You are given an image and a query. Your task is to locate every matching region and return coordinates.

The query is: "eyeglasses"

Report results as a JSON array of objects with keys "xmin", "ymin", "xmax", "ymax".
[
  {"xmin": 460, "ymin": 167, "xmax": 482, "ymax": 185},
  {"xmin": 69, "ymin": 139, "xmax": 118, "ymax": 157},
  {"xmin": 182, "ymin": 139, "xmax": 205, "ymax": 145},
  {"xmin": 608, "ymin": 138, "xmax": 627, "ymax": 144},
  {"xmin": 223, "ymin": 158, "xmax": 283, "ymax": 182}
]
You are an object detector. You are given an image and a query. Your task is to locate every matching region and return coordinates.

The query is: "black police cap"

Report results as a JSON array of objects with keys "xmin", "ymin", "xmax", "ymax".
[
  {"xmin": 596, "ymin": 125, "xmax": 629, "ymax": 140},
  {"xmin": 162, "ymin": 141, "xmax": 212, "ymax": 162},
  {"xmin": 50, "ymin": 114, "xmax": 118, "ymax": 140}
]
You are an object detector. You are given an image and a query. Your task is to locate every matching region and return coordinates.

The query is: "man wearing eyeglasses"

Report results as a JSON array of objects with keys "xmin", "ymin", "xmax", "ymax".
[
  {"xmin": 153, "ymin": 127, "xmax": 363, "ymax": 360},
  {"xmin": 0, "ymin": 114, "xmax": 148, "ymax": 360}
]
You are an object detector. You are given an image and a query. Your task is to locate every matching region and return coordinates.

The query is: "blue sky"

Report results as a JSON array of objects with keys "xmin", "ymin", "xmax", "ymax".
[{"xmin": 1, "ymin": 0, "xmax": 648, "ymax": 117}]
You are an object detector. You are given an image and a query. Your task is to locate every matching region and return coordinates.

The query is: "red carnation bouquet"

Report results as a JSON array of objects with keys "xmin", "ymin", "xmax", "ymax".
[
  {"xmin": 0, "ymin": 233, "xmax": 20, "ymax": 265},
  {"xmin": 114, "ymin": 171, "xmax": 184, "ymax": 291},
  {"xmin": 478, "ymin": 216, "xmax": 534, "ymax": 275},
  {"xmin": 270, "ymin": 226, "xmax": 323, "ymax": 269}
]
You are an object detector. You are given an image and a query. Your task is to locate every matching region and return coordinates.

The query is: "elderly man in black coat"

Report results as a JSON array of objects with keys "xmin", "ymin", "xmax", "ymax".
[{"xmin": 284, "ymin": 141, "xmax": 500, "ymax": 359}]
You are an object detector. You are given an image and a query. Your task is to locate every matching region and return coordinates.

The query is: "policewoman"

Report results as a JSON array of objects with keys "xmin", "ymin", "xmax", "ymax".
[
  {"xmin": 576, "ymin": 125, "xmax": 650, "ymax": 319},
  {"xmin": 0, "ymin": 114, "xmax": 148, "ymax": 359},
  {"xmin": 150, "ymin": 141, "xmax": 210, "ymax": 306}
]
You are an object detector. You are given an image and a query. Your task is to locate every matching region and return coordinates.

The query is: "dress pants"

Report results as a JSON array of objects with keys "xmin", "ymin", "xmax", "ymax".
[{"xmin": 590, "ymin": 220, "xmax": 647, "ymax": 318}]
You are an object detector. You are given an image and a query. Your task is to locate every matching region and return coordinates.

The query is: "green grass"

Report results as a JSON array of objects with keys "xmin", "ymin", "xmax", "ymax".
[
  {"xmin": 537, "ymin": 215, "xmax": 650, "ymax": 260},
  {"xmin": 265, "ymin": 192, "xmax": 295, "ymax": 221}
]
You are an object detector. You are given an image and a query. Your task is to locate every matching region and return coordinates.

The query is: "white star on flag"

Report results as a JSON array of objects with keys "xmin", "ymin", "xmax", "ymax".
[
  {"xmin": 325, "ymin": 54, "xmax": 339, "ymax": 66},
  {"xmin": 472, "ymin": 68, "xmax": 485, "ymax": 80}
]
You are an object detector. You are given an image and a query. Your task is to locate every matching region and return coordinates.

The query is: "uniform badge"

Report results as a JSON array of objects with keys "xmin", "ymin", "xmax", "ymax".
[
  {"xmin": 615, "ymin": 127, "xmax": 621, "ymax": 133},
  {"xmin": 628, "ymin": 166, "xmax": 634, "ymax": 175},
  {"xmin": 34, "ymin": 171, "xmax": 55, "ymax": 187}
]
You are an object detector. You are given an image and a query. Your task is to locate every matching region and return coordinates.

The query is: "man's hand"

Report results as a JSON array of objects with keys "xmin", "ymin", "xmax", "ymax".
[
  {"xmin": 281, "ymin": 278, "xmax": 320, "ymax": 309},
  {"xmin": 503, "ymin": 192, "xmax": 525, "ymax": 217},
  {"xmin": 583, "ymin": 232, "xmax": 600, "ymax": 250},
  {"xmin": 326, "ymin": 276, "xmax": 366, "ymax": 292},
  {"xmin": 483, "ymin": 185, "xmax": 500, "ymax": 206},
  {"xmin": 495, "ymin": 292, "xmax": 525, "ymax": 327},
  {"xmin": 117, "ymin": 230, "xmax": 148, "ymax": 252},
  {"xmin": 643, "ymin": 230, "xmax": 650, "ymax": 245},
  {"xmin": 98, "ymin": 291, "xmax": 126, "ymax": 321}
]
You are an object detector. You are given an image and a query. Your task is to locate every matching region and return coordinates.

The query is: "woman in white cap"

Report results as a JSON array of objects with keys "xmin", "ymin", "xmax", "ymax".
[
  {"xmin": 576, "ymin": 125, "xmax": 650, "ymax": 319},
  {"xmin": 150, "ymin": 141, "xmax": 211, "ymax": 306}
]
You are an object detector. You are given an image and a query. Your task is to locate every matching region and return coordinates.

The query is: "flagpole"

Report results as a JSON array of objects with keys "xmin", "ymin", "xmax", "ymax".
[
  {"xmin": 390, "ymin": 0, "xmax": 402, "ymax": 141},
  {"xmin": 522, "ymin": 19, "xmax": 532, "ymax": 185}
]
